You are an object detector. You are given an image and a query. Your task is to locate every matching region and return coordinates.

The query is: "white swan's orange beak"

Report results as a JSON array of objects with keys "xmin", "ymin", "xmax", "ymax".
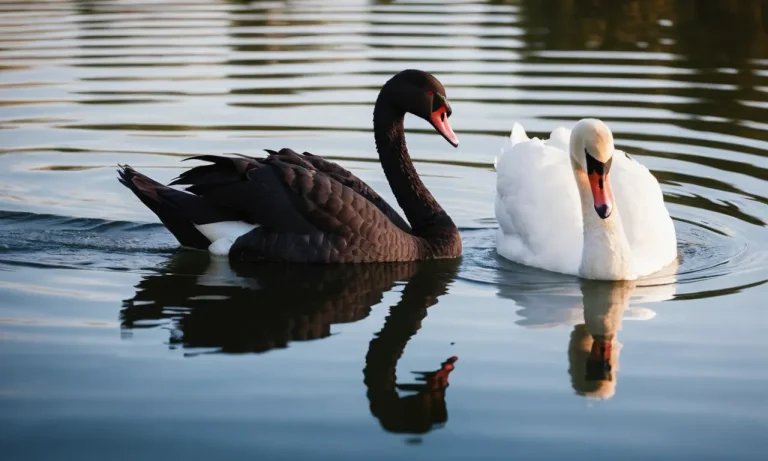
[
  {"xmin": 429, "ymin": 105, "xmax": 459, "ymax": 147},
  {"xmin": 588, "ymin": 170, "xmax": 613, "ymax": 219}
]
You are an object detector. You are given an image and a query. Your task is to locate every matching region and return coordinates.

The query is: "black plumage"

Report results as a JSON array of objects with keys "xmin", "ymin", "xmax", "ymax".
[{"xmin": 117, "ymin": 69, "xmax": 462, "ymax": 263}]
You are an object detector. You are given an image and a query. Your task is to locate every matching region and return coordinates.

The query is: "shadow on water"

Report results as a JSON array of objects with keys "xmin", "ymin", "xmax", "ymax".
[{"xmin": 121, "ymin": 253, "xmax": 461, "ymax": 435}]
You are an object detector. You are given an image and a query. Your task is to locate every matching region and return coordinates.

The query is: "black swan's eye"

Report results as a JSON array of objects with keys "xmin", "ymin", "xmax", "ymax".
[
  {"xmin": 431, "ymin": 92, "xmax": 446, "ymax": 112},
  {"xmin": 441, "ymin": 112, "xmax": 445, "ymax": 121}
]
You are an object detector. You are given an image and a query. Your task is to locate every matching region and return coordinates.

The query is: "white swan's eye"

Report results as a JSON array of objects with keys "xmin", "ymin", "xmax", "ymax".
[{"xmin": 585, "ymin": 150, "xmax": 613, "ymax": 175}]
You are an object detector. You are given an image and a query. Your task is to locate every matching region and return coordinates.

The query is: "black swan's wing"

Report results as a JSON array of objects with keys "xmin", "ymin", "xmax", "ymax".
[
  {"xmin": 173, "ymin": 150, "xmax": 411, "ymax": 233},
  {"xmin": 262, "ymin": 149, "xmax": 411, "ymax": 233},
  {"xmin": 169, "ymin": 153, "xmax": 419, "ymax": 263}
]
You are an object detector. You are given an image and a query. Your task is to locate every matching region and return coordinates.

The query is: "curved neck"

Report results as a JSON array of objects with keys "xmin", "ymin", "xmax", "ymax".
[
  {"xmin": 581, "ymin": 279, "xmax": 634, "ymax": 339},
  {"xmin": 362, "ymin": 261, "xmax": 457, "ymax": 433},
  {"xmin": 572, "ymin": 161, "xmax": 634, "ymax": 280},
  {"xmin": 373, "ymin": 97, "xmax": 452, "ymax": 233}
]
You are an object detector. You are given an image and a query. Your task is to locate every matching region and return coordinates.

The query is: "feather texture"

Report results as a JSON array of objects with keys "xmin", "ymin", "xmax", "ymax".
[{"xmin": 118, "ymin": 69, "xmax": 462, "ymax": 263}]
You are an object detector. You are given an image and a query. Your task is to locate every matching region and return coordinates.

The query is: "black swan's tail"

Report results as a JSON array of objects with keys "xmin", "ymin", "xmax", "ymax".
[{"xmin": 117, "ymin": 165, "xmax": 235, "ymax": 250}]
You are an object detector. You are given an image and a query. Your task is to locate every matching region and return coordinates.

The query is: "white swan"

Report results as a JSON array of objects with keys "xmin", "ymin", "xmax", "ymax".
[{"xmin": 494, "ymin": 118, "xmax": 677, "ymax": 280}]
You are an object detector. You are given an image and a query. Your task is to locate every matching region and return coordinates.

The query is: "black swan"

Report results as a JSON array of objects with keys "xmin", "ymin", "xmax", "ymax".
[{"xmin": 118, "ymin": 69, "xmax": 461, "ymax": 263}]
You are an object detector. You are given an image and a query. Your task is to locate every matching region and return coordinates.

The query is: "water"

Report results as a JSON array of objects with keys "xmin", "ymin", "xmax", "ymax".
[{"xmin": 1, "ymin": 0, "xmax": 767, "ymax": 459}]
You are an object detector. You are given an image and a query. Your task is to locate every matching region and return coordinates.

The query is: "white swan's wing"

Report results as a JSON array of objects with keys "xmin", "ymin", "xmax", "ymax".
[
  {"xmin": 611, "ymin": 151, "xmax": 678, "ymax": 276},
  {"xmin": 545, "ymin": 126, "xmax": 571, "ymax": 151},
  {"xmin": 495, "ymin": 124, "xmax": 583, "ymax": 275}
]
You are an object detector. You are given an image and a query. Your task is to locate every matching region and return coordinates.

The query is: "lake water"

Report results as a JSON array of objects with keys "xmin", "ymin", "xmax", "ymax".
[{"xmin": 1, "ymin": 0, "xmax": 767, "ymax": 459}]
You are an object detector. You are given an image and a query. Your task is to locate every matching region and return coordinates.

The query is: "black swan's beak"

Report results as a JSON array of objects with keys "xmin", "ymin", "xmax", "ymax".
[
  {"xmin": 586, "ymin": 153, "xmax": 614, "ymax": 219},
  {"xmin": 429, "ymin": 105, "xmax": 459, "ymax": 147}
]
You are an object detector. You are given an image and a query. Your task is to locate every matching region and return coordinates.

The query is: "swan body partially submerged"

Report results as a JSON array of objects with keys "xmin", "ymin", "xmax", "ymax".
[
  {"xmin": 494, "ymin": 119, "xmax": 677, "ymax": 280},
  {"xmin": 118, "ymin": 69, "xmax": 462, "ymax": 263}
]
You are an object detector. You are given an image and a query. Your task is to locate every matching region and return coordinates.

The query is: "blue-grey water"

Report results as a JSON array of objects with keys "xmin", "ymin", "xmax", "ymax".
[{"xmin": 1, "ymin": 1, "xmax": 767, "ymax": 460}]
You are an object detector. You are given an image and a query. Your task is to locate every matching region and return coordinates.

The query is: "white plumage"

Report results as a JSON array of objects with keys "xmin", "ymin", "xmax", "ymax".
[
  {"xmin": 194, "ymin": 221, "xmax": 258, "ymax": 257},
  {"xmin": 494, "ymin": 120, "xmax": 677, "ymax": 280}
]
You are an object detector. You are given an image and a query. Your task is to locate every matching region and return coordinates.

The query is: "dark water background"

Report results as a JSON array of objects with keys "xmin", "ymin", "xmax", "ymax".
[{"xmin": 1, "ymin": 1, "xmax": 767, "ymax": 459}]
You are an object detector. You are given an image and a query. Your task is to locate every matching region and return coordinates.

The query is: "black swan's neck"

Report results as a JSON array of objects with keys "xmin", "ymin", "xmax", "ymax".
[
  {"xmin": 362, "ymin": 261, "xmax": 459, "ymax": 433},
  {"xmin": 373, "ymin": 102, "xmax": 453, "ymax": 234}
]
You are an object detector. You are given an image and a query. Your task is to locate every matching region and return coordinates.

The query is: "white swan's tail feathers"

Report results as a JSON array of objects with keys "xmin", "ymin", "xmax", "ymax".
[
  {"xmin": 497, "ymin": 122, "xmax": 531, "ymax": 169},
  {"xmin": 510, "ymin": 122, "xmax": 529, "ymax": 146},
  {"xmin": 546, "ymin": 127, "xmax": 571, "ymax": 151}
]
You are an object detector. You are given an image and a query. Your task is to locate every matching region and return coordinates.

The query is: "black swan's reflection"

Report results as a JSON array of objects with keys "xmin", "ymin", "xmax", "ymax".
[
  {"xmin": 121, "ymin": 253, "xmax": 460, "ymax": 434},
  {"xmin": 363, "ymin": 262, "xmax": 458, "ymax": 434}
]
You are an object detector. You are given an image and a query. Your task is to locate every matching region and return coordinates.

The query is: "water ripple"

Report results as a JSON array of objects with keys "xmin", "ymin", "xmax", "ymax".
[{"xmin": 0, "ymin": 0, "xmax": 766, "ymax": 333}]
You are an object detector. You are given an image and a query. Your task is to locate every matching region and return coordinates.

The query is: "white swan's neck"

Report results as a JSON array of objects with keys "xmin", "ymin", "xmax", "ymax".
[
  {"xmin": 582, "ymin": 280, "xmax": 634, "ymax": 340},
  {"xmin": 573, "ymin": 164, "xmax": 635, "ymax": 280}
]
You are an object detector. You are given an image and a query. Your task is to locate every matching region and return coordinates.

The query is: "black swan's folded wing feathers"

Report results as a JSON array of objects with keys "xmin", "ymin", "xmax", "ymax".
[
  {"xmin": 167, "ymin": 154, "xmax": 414, "ymax": 259},
  {"xmin": 170, "ymin": 155, "xmax": 259, "ymax": 195},
  {"xmin": 232, "ymin": 159, "xmax": 417, "ymax": 262},
  {"xmin": 173, "ymin": 152, "xmax": 412, "ymax": 235},
  {"xmin": 265, "ymin": 149, "xmax": 412, "ymax": 233}
]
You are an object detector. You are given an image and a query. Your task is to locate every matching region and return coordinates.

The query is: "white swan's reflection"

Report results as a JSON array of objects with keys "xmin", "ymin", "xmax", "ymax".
[
  {"xmin": 569, "ymin": 280, "xmax": 634, "ymax": 399},
  {"xmin": 496, "ymin": 260, "xmax": 678, "ymax": 399}
]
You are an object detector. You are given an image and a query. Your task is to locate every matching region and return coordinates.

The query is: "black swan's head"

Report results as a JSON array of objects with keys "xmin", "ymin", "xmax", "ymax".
[{"xmin": 380, "ymin": 69, "xmax": 459, "ymax": 148}]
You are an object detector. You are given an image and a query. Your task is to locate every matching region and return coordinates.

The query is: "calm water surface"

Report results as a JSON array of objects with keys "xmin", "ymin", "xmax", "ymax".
[{"xmin": 1, "ymin": 0, "xmax": 767, "ymax": 459}]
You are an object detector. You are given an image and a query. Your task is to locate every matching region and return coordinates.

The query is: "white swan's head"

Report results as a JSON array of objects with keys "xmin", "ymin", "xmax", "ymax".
[{"xmin": 569, "ymin": 119, "xmax": 616, "ymax": 219}]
